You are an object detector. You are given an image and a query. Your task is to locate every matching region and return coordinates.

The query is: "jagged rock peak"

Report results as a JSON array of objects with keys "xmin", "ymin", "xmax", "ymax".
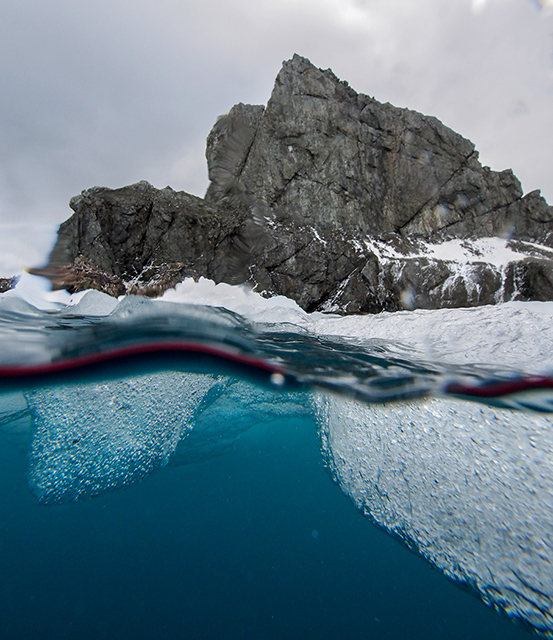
[
  {"xmin": 36, "ymin": 55, "xmax": 553, "ymax": 314},
  {"xmin": 205, "ymin": 54, "xmax": 552, "ymax": 244}
]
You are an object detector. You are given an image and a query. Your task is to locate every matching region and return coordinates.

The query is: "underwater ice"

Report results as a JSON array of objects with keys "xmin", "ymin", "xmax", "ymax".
[
  {"xmin": 9, "ymin": 371, "xmax": 553, "ymax": 633},
  {"xmin": 317, "ymin": 395, "xmax": 553, "ymax": 635},
  {"xmin": 26, "ymin": 373, "xmax": 217, "ymax": 503}
]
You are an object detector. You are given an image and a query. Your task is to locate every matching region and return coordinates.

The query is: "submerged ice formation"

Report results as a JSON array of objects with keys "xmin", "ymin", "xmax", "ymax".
[
  {"xmin": 20, "ymin": 374, "xmax": 309, "ymax": 502},
  {"xmin": 316, "ymin": 395, "xmax": 553, "ymax": 635},
  {"xmin": 26, "ymin": 373, "xmax": 218, "ymax": 504}
]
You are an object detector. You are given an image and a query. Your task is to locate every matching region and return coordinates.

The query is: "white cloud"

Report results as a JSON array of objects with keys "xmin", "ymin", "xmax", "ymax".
[{"xmin": 471, "ymin": 0, "xmax": 489, "ymax": 13}]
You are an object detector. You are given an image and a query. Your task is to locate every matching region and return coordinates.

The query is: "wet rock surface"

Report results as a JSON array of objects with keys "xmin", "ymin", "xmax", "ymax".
[
  {"xmin": 0, "ymin": 277, "xmax": 18, "ymax": 294},
  {"xmin": 38, "ymin": 55, "xmax": 553, "ymax": 313}
]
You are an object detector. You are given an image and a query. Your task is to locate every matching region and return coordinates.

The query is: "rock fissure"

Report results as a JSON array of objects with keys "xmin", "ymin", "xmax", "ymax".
[
  {"xmin": 235, "ymin": 124, "xmax": 261, "ymax": 185},
  {"xmin": 297, "ymin": 92, "xmax": 329, "ymax": 100},
  {"xmin": 264, "ymin": 237, "xmax": 316, "ymax": 272},
  {"xmin": 272, "ymin": 171, "xmax": 302, "ymax": 205},
  {"xmin": 395, "ymin": 150, "xmax": 479, "ymax": 233}
]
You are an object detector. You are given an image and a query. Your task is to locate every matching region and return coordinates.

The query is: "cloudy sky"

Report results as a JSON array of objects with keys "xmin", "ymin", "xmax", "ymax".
[{"xmin": 0, "ymin": 0, "xmax": 552, "ymax": 275}]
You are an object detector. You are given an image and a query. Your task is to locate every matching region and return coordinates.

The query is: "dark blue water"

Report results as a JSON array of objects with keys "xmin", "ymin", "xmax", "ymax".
[{"xmin": 0, "ymin": 412, "xmax": 532, "ymax": 640}]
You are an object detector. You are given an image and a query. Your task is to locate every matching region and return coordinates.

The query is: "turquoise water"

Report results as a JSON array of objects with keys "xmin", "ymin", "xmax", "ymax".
[
  {"xmin": 1, "ymin": 294, "xmax": 551, "ymax": 637},
  {"xmin": 0, "ymin": 410, "xmax": 532, "ymax": 639}
]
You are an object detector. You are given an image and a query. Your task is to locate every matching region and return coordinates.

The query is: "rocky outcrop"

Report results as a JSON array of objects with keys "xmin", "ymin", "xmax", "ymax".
[
  {"xmin": 45, "ymin": 181, "xmax": 256, "ymax": 289},
  {"xmin": 206, "ymin": 56, "xmax": 552, "ymax": 244},
  {"xmin": 0, "ymin": 277, "xmax": 18, "ymax": 294},
  {"xmin": 37, "ymin": 55, "xmax": 553, "ymax": 313}
]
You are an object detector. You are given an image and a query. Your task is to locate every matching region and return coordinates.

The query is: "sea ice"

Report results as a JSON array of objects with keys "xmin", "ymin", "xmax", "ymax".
[
  {"xmin": 26, "ymin": 372, "xmax": 219, "ymax": 504},
  {"xmin": 317, "ymin": 394, "xmax": 553, "ymax": 634}
]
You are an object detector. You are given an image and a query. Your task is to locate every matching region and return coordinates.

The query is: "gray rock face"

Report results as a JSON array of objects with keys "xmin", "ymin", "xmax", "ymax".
[
  {"xmin": 0, "ymin": 277, "xmax": 17, "ymax": 294},
  {"xmin": 42, "ymin": 180, "xmax": 258, "ymax": 295},
  {"xmin": 206, "ymin": 55, "xmax": 552, "ymax": 244},
  {"xmin": 40, "ymin": 55, "xmax": 553, "ymax": 313}
]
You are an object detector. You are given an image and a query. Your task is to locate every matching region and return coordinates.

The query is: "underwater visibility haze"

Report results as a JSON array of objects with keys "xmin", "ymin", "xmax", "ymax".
[{"xmin": 1, "ymin": 278, "xmax": 553, "ymax": 639}]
